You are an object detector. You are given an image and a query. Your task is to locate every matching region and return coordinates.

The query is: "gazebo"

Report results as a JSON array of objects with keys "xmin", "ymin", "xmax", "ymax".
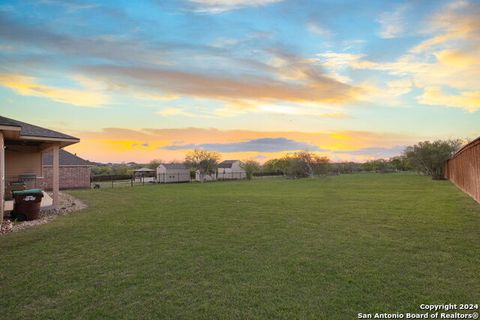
[{"xmin": 133, "ymin": 167, "xmax": 156, "ymax": 183}]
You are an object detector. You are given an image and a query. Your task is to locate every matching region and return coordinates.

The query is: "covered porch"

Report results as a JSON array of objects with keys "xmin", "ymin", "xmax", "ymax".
[{"xmin": 0, "ymin": 116, "xmax": 79, "ymax": 220}]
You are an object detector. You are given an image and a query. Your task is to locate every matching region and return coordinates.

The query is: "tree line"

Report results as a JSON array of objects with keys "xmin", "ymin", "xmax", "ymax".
[{"xmin": 91, "ymin": 139, "xmax": 464, "ymax": 180}]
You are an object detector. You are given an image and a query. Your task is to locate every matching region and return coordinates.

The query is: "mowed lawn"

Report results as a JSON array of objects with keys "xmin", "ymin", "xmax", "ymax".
[{"xmin": 0, "ymin": 174, "xmax": 479, "ymax": 319}]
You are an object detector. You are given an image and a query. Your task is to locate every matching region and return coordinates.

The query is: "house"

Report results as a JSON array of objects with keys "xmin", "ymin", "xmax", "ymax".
[
  {"xmin": 0, "ymin": 116, "xmax": 80, "ymax": 220},
  {"xmin": 217, "ymin": 160, "xmax": 246, "ymax": 180},
  {"xmin": 42, "ymin": 149, "xmax": 92, "ymax": 190},
  {"xmin": 157, "ymin": 163, "xmax": 190, "ymax": 183}
]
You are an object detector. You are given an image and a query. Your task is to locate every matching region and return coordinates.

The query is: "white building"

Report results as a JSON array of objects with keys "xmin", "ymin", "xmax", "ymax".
[
  {"xmin": 217, "ymin": 160, "xmax": 246, "ymax": 180},
  {"xmin": 157, "ymin": 163, "xmax": 191, "ymax": 183}
]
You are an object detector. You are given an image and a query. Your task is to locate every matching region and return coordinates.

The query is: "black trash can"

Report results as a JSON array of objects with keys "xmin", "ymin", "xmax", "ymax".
[{"xmin": 13, "ymin": 189, "xmax": 44, "ymax": 221}]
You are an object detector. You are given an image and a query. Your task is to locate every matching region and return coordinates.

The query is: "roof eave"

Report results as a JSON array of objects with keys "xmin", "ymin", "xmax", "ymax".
[
  {"xmin": 0, "ymin": 125, "xmax": 21, "ymax": 131},
  {"xmin": 20, "ymin": 135, "xmax": 80, "ymax": 148}
]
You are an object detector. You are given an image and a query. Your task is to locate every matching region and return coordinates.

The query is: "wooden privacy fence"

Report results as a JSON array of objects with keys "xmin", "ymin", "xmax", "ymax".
[{"xmin": 445, "ymin": 137, "xmax": 480, "ymax": 203}]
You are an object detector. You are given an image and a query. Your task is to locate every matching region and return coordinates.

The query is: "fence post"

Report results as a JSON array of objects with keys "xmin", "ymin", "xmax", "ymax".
[{"xmin": 111, "ymin": 176, "xmax": 114, "ymax": 188}]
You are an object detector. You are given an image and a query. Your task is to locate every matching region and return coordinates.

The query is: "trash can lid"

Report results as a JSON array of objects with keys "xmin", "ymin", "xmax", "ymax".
[{"xmin": 12, "ymin": 189, "xmax": 44, "ymax": 195}]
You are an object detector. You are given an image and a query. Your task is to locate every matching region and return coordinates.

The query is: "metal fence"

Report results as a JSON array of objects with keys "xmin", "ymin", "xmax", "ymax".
[
  {"xmin": 445, "ymin": 137, "xmax": 480, "ymax": 203},
  {"xmin": 91, "ymin": 175, "xmax": 146, "ymax": 188},
  {"xmin": 217, "ymin": 172, "xmax": 246, "ymax": 180}
]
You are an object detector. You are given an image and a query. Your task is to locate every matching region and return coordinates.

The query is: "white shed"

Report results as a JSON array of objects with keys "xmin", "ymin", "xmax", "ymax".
[
  {"xmin": 217, "ymin": 160, "xmax": 246, "ymax": 180},
  {"xmin": 157, "ymin": 163, "xmax": 191, "ymax": 183}
]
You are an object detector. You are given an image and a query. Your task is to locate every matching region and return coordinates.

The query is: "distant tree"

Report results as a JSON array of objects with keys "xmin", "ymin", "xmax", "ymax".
[
  {"xmin": 185, "ymin": 149, "xmax": 220, "ymax": 182},
  {"xmin": 404, "ymin": 139, "xmax": 463, "ymax": 179},
  {"xmin": 91, "ymin": 165, "xmax": 112, "ymax": 176},
  {"xmin": 361, "ymin": 160, "xmax": 374, "ymax": 172},
  {"xmin": 388, "ymin": 155, "xmax": 410, "ymax": 171},
  {"xmin": 284, "ymin": 151, "xmax": 316, "ymax": 178},
  {"xmin": 312, "ymin": 155, "xmax": 330, "ymax": 175},
  {"xmin": 362, "ymin": 159, "xmax": 390, "ymax": 172},
  {"xmin": 263, "ymin": 153, "xmax": 330, "ymax": 178},
  {"xmin": 263, "ymin": 158, "xmax": 289, "ymax": 175},
  {"xmin": 241, "ymin": 160, "xmax": 261, "ymax": 180},
  {"xmin": 148, "ymin": 159, "xmax": 162, "ymax": 170},
  {"xmin": 361, "ymin": 156, "xmax": 411, "ymax": 173},
  {"xmin": 111, "ymin": 163, "xmax": 130, "ymax": 175},
  {"xmin": 91, "ymin": 163, "xmax": 134, "ymax": 177}
]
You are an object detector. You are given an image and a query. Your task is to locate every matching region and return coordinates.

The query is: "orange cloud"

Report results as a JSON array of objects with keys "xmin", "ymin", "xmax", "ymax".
[
  {"xmin": 417, "ymin": 87, "xmax": 480, "ymax": 112},
  {"xmin": 0, "ymin": 73, "xmax": 108, "ymax": 107},
  {"xmin": 65, "ymin": 127, "xmax": 416, "ymax": 163},
  {"xmin": 82, "ymin": 60, "xmax": 361, "ymax": 107},
  {"xmin": 434, "ymin": 49, "xmax": 479, "ymax": 67}
]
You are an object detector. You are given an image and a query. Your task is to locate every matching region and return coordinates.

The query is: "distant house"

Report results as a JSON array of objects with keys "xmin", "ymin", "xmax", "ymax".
[
  {"xmin": 42, "ymin": 149, "xmax": 92, "ymax": 190},
  {"xmin": 157, "ymin": 163, "xmax": 190, "ymax": 183},
  {"xmin": 217, "ymin": 160, "xmax": 246, "ymax": 180}
]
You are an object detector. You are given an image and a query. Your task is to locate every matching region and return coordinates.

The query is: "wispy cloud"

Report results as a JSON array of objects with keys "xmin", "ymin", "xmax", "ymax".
[
  {"xmin": 255, "ymin": 103, "xmax": 351, "ymax": 118},
  {"xmin": 0, "ymin": 13, "xmax": 166, "ymax": 66},
  {"xmin": 315, "ymin": 1, "xmax": 480, "ymax": 112},
  {"xmin": 188, "ymin": 0, "xmax": 282, "ymax": 13},
  {"xmin": 157, "ymin": 107, "xmax": 198, "ymax": 118},
  {"xmin": 334, "ymin": 145, "xmax": 406, "ymax": 158},
  {"xmin": 378, "ymin": 5, "xmax": 408, "ymax": 39},
  {"xmin": 157, "ymin": 107, "xmax": 216, "ymax": 118},
  {"xmin": 162, "ymin": 137, "xmax": 324, "ymax": 152},
  {"xmin": 411, "ymin": 0, "xmax": 478, "ymax": 53},
  {"xmin": 307, "ymin": 22, "xmax": 332, "ymax": 37},
  {"xmin": 81, "ymin": 63, "xmax": 359, "ymax": 106},
  {"xmin": 315, "ymin": 52, "xmax": 366, "ymax": 69}
]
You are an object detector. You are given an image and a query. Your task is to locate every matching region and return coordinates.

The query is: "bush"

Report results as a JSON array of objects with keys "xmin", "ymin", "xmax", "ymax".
[
  {"xmin": 404, "ymin": 140, "xmax": 463, "ymax": 179},
  {"xmin": 241, "ymin": 160, "xmax": 261, "ymax": 180}
]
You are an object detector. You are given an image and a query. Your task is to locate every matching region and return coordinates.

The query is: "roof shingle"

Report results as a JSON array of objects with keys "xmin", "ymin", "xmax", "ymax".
[
  {"xmin": 0, "ymin": 116, "xmax": 79, "ymax": 140},
  {"xmin": 43, "ymin": 149, "xmax": 92, "ymax": 166},
  {"xmin": 218, "ymin": 160, "xmax": 239, "ymax": 168},
  {"xmin": 161, "ymin": 163, "xmax": 188, "ymax": 170}
]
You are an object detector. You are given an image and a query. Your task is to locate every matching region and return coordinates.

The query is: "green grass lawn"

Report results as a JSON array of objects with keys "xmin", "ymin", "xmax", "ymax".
[{"xmin": 1, "ymin": 173, "xmax": 479, "ymax": 319}]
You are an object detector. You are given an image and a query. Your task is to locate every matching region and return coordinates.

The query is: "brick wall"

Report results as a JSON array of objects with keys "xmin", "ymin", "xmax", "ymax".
[{"xmin": 42, "ymin": 166, "xmax": 91, "ymax": 190}]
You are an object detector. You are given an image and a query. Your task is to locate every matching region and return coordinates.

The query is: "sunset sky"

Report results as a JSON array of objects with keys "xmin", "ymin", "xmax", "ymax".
[{"xmin": 0, "ymin": 0, "xmax": 479, "ymax": 163}]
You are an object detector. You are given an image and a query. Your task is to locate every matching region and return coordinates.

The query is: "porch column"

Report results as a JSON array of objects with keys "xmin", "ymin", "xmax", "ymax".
[
  {"xmin": 52, "ymin": 144, "xmax": 60, "ymax": 207},
  {"xmin": 0, "ymin": 131, "xmax": 4, "ymax": 221}
]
